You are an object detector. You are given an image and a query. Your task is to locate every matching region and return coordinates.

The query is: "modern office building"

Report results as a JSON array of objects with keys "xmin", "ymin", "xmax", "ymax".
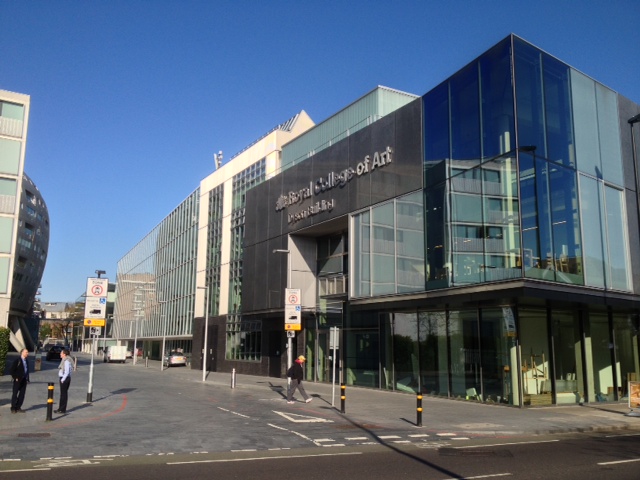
[
  {"xmin": 0, "ymin": 89, "xmax": 50, "ymax": 351},
  {"xmin": 115, "ymin": 35, "xmax": 640, "ymax": 407}
]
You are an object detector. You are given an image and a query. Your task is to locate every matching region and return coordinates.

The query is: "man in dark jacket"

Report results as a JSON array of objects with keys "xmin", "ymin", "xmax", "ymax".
[
  {"xmin": 10, "ymin": 348, "xmax": 30, "ymax": 413},
  {"xmin": 287, "ymin": 355, "xmax": 312, "ymax": 404}
]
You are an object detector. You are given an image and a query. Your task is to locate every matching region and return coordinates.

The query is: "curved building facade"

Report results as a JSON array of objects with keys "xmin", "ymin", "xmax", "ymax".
[{"xmin": 0, "ymin": 89, "xmax": 49, "ymax": 351}]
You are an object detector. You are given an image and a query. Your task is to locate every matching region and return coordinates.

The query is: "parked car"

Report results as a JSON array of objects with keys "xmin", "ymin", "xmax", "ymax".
[
  {"xmin": 163, "ymin": 351, "xmax": 187, "ymax": 367},
  {"xmin": 46, "ymin": 345, "xmax": 63, "ymax": 361}
]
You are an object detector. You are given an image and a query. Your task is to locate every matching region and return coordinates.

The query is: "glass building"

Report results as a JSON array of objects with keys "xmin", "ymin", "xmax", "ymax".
[
  {"xmin": 239, "ymin": 35, "xmax": 640, "ymax": 407},
  {"xmin": 114, "ymin": 35, "xmax": 640, "ymax": 408}
]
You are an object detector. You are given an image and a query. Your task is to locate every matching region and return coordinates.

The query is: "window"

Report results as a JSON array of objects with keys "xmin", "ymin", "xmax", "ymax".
[{"xmin": 226, "ymin": 316, "xmax": 262, "ymax": 361}]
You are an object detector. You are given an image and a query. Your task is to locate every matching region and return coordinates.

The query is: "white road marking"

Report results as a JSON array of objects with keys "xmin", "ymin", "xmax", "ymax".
[
  {"xmin": 440, "ymin": 474, "xmax": 512, "ymax": 479},
  {"xmin": 453, "ymin": 439, "xmax": 560, "ymax": 449},
  {"xmin": 345, "ymin": 437, "xmax": 369, "ymax": 440},
  {"xmin": 598, "ymin": 458, "xmax": 640, "ymax": 465},
  {"xmin": 0, "ymin": 468, "xmax": 51, "ymax": 473},
  {"xmin": 217, "ymin": 406, "xmax": 250, "ymax": 418},
  {"xmin": 168, "ymin": 451, "xmax": 363, "ymax": 465},
  {"xmin": 273, "ymin": 410, "xmax": 333, "ymax": 423},
  {"xmin": 377, "ymin": 435, "xmax": 401, "ymax": 439}
]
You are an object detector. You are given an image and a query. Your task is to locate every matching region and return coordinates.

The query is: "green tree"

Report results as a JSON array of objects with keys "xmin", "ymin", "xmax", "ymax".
[{"xmin": 0, "ymin": 326, "xmax": 10, "ymax": 376}]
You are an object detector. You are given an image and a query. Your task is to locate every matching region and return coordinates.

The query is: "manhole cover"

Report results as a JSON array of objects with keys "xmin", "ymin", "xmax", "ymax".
[{"xmin": 18, "ymin": 433, "xmax": 51, "ymax": 438}]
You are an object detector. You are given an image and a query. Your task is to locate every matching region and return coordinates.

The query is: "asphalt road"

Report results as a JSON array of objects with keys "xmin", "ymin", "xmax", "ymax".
[{"xmin": 1, "ymin": 433, "xmax": 640, "ymax": 479}]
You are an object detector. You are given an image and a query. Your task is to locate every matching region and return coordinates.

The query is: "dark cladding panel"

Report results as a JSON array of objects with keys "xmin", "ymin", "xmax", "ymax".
[
  {"xmin": 393, "ymin": 98, "xmax": 424, "ymax": 195},
  {"xmin": 244, "ymin": 184, "xmax": 263, "ymax": 248},
  {"xmin": 348, "ymin": 123, "xmax": 372, "ymax": 212},
  {"xmin": 368, "ymin": 114, "xmax": 397, "ymax": 205},
  {"xmin": 311, "ymin": 140, "xmax": 351, "ymax": 220},
  {"xmin": 267, "ymin": 236, "xmax": 287, "ymax": 309},
  {"xmin": 253, "ymin": 182, "xmax": 270, "ymax": 248},
  {"xmin": 266, "ymin": 172, "xmax": 285, "ymax": 240},
  {"xmin": 253, "ymin": 240, "xmax": 270, "ymax": 311},
  {"xmin": 241, "ymin": 243, "xmax": 257, "ymax": 311}
]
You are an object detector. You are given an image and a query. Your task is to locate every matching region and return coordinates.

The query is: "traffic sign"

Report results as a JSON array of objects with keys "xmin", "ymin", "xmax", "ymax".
[
  {"xmin": 84, "ymin": 318, "xmax": 106, "ymax": 327},
  {"xmin": 84, "ymin": 296, "xmax": 106, "ymax": 319},
  {"xmin": 285, "ymin": 288, "xmax": 301, "ymax": 305},
  {"xmin": 286, "ymin": 331, "xmax": 295, "ymax": 338},
  {"xmin": 86, "ymin": 277, "xmax": 109, "ymax": 298}
]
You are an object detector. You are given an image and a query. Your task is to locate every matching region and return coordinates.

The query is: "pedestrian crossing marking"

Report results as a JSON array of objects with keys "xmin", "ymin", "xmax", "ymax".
[{"xmin": 273, "ymin": 411, "xmax": 334, "ymax": 423}]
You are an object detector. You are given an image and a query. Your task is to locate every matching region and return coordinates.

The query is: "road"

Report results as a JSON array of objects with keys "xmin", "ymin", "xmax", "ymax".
[{"xmin": 1, "ymin": 432, "xmax": 640, "ymax": 479}]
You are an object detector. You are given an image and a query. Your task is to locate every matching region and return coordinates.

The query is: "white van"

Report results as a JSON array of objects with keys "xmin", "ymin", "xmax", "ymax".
[{"xmin": 103, "ymin": 346, "xmax": 127, "ymax": 363}]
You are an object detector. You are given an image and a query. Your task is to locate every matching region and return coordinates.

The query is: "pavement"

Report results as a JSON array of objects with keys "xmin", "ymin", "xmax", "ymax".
[{"xmin": 1, "ymin": 351, "xmax": 640, "ymax": 461}]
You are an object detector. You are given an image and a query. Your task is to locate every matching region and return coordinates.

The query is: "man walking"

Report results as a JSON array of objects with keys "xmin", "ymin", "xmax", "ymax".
[
  {"xmin": 55, "ymin": 349, "xmax": 73, "ymax": 414},
  {"xmin": 287, "ymin": 355, "xmax": 312, "ymax": 404},
  {"xmin": 10, "ymin": 348, "xmax": 30, "ymax": 413}
]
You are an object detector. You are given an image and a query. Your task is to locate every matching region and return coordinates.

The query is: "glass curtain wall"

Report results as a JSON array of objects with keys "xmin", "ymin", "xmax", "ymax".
[
  {"xmin": 613, "ymin": 314, "xmax": 640, "ymax": 399},
  {"xmin": 418, "ymin": 311, "xmax": 449, "ymax": 397},
  {"xmin": 518, "ymin": 308, "xmax": 552, "ymax": 405},
  {"xmin": 351, "ymin": 191, "xmax": 425, "ymax": 298},
  {"xmin": 585, "ymin": 312, "xmax": 614, "ymax": 402},
  {"xmin": 550, "ymin": 310, "xmax": 583, "ymax": 404}
]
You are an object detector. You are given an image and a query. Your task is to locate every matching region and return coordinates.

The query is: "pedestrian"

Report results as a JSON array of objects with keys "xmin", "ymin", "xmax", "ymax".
[
  {"xmin": 55, "ymin": 349, "xmax": 73, "ymax": 414},
  {"xmin": 10, "ymin": 348, "xmax": 30, "ymax": 413},
  {"xmin": 287, "ymin": 355, "xmax": 312, "ymax": 404}
]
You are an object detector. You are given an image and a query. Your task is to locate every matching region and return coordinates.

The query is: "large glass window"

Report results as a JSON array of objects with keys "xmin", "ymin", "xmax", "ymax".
[
  {"xmin": 518, "ymin": 308, "xmax": 552, "ymax": 406},
  {"xmin": 424, "ymin": 82, "xmax": 450, "ymax": 165},
  {"xmin": 579, "ymin": 175, "xmax": 631, "ymax": 291},
  {"xmin": 572, "ymin": 71, "xmax": 601, "ymax": 178},
  {"xmin": 550, "ymin": 310, "xmax": 583, "ymax": 404},
  {"xmin": 579, "ymin": 175, "xmax": 606, "ymax": 288},
  {"xmin": 352, "ymin": 191, "xmax": 425, "ymax": 297},
  {"xmin": 613, "ymin": 314, "xmax": 640, "ymax": 400},
  {"xmin": 480, "ymin": 308, "xmax": 518, "ymax": 405},
  {"xmin": 0, "ymin": 138, "xmax": 21, "ymax": 175},
  {"xmin": 586, "ymin": 312, "xmax": 613, "ymax": 402},
  {"xmin": 515, "ymin": 39, "xmax": 545, "ymax": 157},
  {"xmin": 451, "ymin": 63, "xmax": 480, "ymax": 165},
  {"xmin": 449, "ymin": 310, "xmax": 481, "ymax": 400},
  {"xmin": 543, "ymin": 56, "xmax": 574, "ymax": 168},
  {"xmin": 391, "ymin": 313, "xmax": 420, "ymax": 393},
  {"xmin": 480, "ymin": 38, "xmax": 514, "ymax": 157},
  {"xmin": 604, "ymin": 186, "xmax": 630, "ymax": 291},
  {"xmin": 0, "ymin": 217, "xmax": 13, "ymax": 252},
  {"xmin": 418, "ymin": 311, "xmax": 448, "ymax": 397},
  {"xmin": 595, "ymin": 84, "xmax": 623, "ymax": 186}
]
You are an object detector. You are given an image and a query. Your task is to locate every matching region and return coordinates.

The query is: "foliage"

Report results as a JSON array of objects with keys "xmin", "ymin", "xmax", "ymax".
[{"xmin": 0, "ymin": 326, "xmax": 10, "ymax": 376}]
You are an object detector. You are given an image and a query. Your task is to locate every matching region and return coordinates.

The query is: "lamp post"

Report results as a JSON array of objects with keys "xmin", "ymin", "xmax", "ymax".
[
  {"xmin": 273, "ymin": 248, "xmax": 292, "ymax": 379},
  {"xmin": 197, "ymin": 284, "xmax": 209, "ymax": 382}
]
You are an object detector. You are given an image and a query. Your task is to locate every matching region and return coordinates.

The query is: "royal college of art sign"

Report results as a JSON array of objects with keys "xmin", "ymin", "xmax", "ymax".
[{"xmin": 275, "ymin": 146, "xmax": 393, "ymax": 225}]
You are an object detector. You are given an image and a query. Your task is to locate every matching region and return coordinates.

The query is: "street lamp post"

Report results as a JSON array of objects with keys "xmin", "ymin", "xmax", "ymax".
[
  {"xmin": 197, "ymin": 284, "xmax": 210, "ymax": 382},
  {"xmin": 273, "ymin": 249, "xmax": 292, "ymax": 380}
]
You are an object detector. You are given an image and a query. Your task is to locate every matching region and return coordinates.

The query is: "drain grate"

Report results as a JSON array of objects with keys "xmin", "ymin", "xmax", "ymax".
[{"xmin": 18, "ymin": 433, "xmax": 51, "ymax": 438}]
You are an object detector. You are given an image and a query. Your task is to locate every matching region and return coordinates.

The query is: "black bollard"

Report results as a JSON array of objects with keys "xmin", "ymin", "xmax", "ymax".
[
  {"xmin": 46, "ymin": 382, "xmax": 54, "ymax": 421},
  {"xmin": 340, "ymin": 383, "xmax": 346, "ymax": 414},
  {"xmin": 416, "ymin": 393, "xmax": 423, "ymax": 427}
]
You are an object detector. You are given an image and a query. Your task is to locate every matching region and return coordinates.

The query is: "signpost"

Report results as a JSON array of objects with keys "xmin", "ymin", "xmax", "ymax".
[
  {"xmin": 84, "ymin": 276, "xmax": 108, "ymax": 403},
  {"xmin": 285, "ymin": 288, "xmax": 300, "ymax": 383}
]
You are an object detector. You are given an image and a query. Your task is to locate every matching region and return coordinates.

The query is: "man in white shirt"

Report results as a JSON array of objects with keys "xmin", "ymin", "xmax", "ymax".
[{"xmin": 55, "ymin": 349, "xmax": 72, "ymax": 414}]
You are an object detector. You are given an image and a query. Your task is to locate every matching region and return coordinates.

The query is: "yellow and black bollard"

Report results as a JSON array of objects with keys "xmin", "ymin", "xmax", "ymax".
[
  {"xmin": 46, "ymin": 382, "xmax": 54, "ymax": 421},
  {"xmin": 416, "ymin": 393, "xmax": 423, "ymax": 427},
  {"xmin": 340, "ymin": 383, "xmax": 346, "ymax": 414}
]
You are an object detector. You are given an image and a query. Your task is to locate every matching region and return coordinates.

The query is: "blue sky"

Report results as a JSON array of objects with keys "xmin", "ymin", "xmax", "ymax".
[{"xmin": 2, "ymin": 0, "xmax": 639, "ymax": 302}]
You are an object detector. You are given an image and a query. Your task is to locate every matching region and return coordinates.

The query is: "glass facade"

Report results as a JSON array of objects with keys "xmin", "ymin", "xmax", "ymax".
[
  {"xmin": 113, "ymin": 189, "xmax": 199, "ymax": 359},
  {"xmin": 330, "ymin": 35, "xmax": 639, "ymax": 408}
]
